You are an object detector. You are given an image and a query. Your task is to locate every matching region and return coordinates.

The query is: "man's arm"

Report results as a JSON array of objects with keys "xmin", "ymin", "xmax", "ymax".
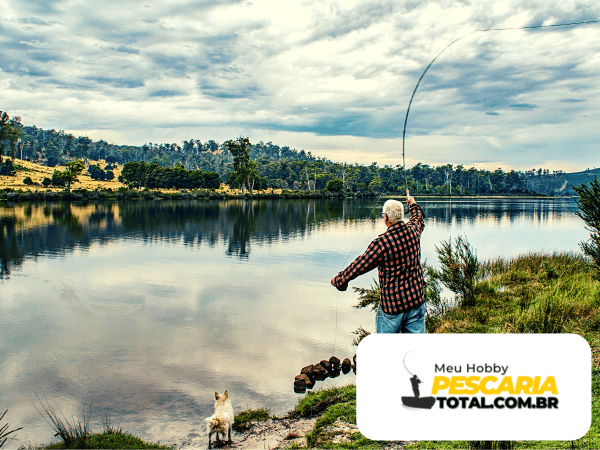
[
  {"xmin": 407, "ymin": 195, "xmax": 425, "ymax": 234},
  {"xmin": 331, "ymin": 238, "xmax": 382, "ymax": 291}
]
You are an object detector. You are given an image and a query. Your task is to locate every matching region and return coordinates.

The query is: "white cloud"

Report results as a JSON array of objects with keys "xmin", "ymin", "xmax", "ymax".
[{"xmin": 2, "ymin": 0, "xmax": 600, "ymax": 170}]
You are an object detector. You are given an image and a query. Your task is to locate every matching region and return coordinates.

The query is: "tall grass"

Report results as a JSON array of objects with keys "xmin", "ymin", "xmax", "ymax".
[
  {"xmin": 34, "ymin": 393, "xmax": 92, "ymax": 448},
  {"xmin": 405, "ymin": 250, "xmax": 600, "ymax": 450},
  {"xmin": 0, "ymin": 409, "xmax": 23, "ymax": 448}
]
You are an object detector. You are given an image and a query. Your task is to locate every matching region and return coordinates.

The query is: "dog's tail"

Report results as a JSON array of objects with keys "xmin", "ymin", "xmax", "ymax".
[{"xmin": 205, "ymin": 416, "xmax": 225, "ymax": 428}]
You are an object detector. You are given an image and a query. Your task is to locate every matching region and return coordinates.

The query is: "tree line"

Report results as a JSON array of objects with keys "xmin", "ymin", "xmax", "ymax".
[
  {"xmin": 118, "ymin": 161, "xmax": 221, "ymax": 190},
  {"xmin": 0, "ymin": 110, "xmax": 568, "ymax": 195}
]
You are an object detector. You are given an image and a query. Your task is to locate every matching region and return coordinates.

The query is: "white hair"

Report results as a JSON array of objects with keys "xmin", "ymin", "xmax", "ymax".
[{"xmin": 382, "ymin": 199, "xmax": 405, "ymax": 224}]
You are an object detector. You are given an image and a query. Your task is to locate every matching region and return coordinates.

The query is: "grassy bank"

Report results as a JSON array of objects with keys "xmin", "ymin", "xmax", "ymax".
[
  {"xmin": 41, "ymin": 431, "xmax": 173, "ymax": 449},
  {"xmin": 409, "ymin": 251, "xmax": 599, "ymax": 450},
  {"xmin": 238, "ymin": 251, "xmax": 598, "ymax": 449},
  {"xmin": 12, "ymin": 427, "xmax": 173, "ymax": 449}
]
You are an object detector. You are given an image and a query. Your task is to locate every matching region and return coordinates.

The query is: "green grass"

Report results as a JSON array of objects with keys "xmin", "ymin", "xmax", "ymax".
[
  {"xmin": 34, "ymin": 395, "xmax": 173, "ymax": 449},
  {"xmin": 410, "ymin": 252, "xmax": 600, "ymax": 450},
  {"xmin": 293, "ymin": 252, "xmax": 600, "ymax": 449},
  {"xmin": 43, "ymin": 430, "xmax": 173, "ymax": 449},
  {"xmin": 287, "ymin": 385, "xmax": 388, "ymax": 449},
  {"xmin": 428, "ymin": 252, "xmax": 600, "ymax": 339},
  {"xmin": 233, "ymin": 407, "xmax": 273, "ymax": 431},
  {"xmin": 290, "ymin": 385, "xmax": 356, "ymax": 419}
]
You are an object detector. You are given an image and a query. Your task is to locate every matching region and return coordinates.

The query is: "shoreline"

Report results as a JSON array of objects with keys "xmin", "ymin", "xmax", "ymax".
[
  {"xmin": 0, "ymin": 159, "xmax": 575, "ymax": 203},
  {"xmin": 0, "ymin": 186, "xmax": 573, "ymax": 203}
]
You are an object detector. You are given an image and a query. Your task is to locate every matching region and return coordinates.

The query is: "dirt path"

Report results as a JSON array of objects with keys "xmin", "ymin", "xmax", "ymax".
[
  {"xmin": 175, "ymin": 417, "xmax": 317, "ymax": 449},
  {"xmin": 174, "ymin": 417, "xmax": 411, "ymax": 449}
]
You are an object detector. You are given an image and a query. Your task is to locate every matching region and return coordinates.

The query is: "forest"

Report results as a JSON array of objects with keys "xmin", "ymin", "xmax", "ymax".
[{"xmin": 1, "ymin": 111, "xmax": 566, "ymax": 195}]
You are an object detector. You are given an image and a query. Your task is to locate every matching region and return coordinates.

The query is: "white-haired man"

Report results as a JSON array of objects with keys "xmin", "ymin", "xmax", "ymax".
[{"xmin": 331, "ymin": 195, "xmax": 426, "ymax": 333}]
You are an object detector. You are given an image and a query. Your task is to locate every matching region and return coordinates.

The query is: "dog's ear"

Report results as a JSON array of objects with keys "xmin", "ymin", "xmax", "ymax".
[
  {"xmin": 223, "ymin": 390, "xmax": 228, "ymax": 400},
  {"xmin": 215, "ymin": 392, "xmax": 220, "ymax": 400}
]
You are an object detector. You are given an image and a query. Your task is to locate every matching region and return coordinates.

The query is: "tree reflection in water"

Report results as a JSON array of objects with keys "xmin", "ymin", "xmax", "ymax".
[{"xmin": 0, "ymin": 197, "xmax": 579, "ymax": 279}]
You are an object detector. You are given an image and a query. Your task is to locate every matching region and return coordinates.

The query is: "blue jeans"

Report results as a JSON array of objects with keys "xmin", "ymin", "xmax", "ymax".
[{"xmin": 376, "ymin": 303, "xmax": 426, "ymax": 334}]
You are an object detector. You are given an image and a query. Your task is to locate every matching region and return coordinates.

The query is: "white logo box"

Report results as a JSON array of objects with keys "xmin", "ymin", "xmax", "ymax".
[{"xmin": 357, "ymin": 334, "xmax": 591, "ymax": 440}]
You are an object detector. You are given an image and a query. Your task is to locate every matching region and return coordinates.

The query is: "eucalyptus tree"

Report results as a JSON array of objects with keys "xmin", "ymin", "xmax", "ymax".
[
  {"xmin": 63, "ymin": 160, "xmax": 86, "ymax": 192},
  {"xmin": 224, "ymin": 137, "xmax": 258, "ymax": 194},
  {"xmin": 0, "ymin": 111, "xmax": 9, "ymax": 163},
  {"xmin": 0, "ymin": 112, "xmax": 22, "ymax": 163}
]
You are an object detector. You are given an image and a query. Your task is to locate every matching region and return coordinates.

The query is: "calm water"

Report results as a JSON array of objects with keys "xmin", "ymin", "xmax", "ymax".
[{"xmin": 0, "ymin": 198, "xmax": 589, "ymax": 447}]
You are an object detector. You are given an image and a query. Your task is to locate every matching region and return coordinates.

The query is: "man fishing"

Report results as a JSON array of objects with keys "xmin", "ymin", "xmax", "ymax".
[{"xmin": 331, "ymin": 195, "xmax": 426, "ymax": 333}]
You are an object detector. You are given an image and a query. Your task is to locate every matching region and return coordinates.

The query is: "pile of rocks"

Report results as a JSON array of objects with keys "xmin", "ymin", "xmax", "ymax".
[{"xmin": 293, "ymin": 355, "xmax": 356, "ymax": 393}]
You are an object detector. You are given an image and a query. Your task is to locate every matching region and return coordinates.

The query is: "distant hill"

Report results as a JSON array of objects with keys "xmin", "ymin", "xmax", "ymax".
[{"xmin": 526, "ymin": 168, "xmax": 600, "ymax": 196}]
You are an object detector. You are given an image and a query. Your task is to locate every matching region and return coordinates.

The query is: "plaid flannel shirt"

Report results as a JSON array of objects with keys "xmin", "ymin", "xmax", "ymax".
[{"xmin": 333, "ymin": 203, "xmax": 425, "ymax": 315}]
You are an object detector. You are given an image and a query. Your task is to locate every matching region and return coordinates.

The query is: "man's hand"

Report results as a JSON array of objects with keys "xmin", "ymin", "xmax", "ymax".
[
  {"xmin": 406, "ymin": 194, "xmax": 416, "ymax": 206},
  {"xmin": 331, "ymin": 277, "xmax": 347, "ymax": 291}
]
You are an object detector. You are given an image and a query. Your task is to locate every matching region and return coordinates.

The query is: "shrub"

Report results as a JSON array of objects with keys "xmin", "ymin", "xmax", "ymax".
[
  {"xmin": 352, "ymin": 279, "xmax": 380, "ymax": 311},
  {"xmin": 23, "ymin": 176, "xmax": 34, "ymax": 185},
  {"xmin": 574, "ymin": 177, "xmax": 600, "ymax": 276},
  {"xmin": 435, "ymin": 235, "xmax": 479, "ymax": 306},
  {"xmin": 423, "ymin": 261, "xmax": 448, "ymax": 318}
]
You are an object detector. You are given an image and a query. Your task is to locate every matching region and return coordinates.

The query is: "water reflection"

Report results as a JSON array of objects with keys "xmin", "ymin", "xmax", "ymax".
[
  {"xmin": 0, "ymin": 197, "xmax": 588, "ymax": 448},
  {"xmin": 420, "ymin": 197, "xmax": 576, "ymax": 227},
  {"xmin": 0, "ymin": 200, "xmax": 377, "ymax": 277},
  {"xmin": 0, "ymin": 198, "xmax": 581, "ymax": 279}
]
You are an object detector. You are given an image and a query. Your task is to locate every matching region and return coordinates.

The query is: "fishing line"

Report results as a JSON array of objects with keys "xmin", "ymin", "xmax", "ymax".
[
  {"xmin": 403, "ymin": 349, "xmax": 456, "ymax": 376},
  {"xmin": 332, "ymin": 17, "xmax": 600, "ymax": 356},
  {"xmin": 401, "ymin": 18, "xmax": 600, "ymax": 192},
  {"xmin": 332, "ymin": 175, "xmax": 398, "ymax": 355}
]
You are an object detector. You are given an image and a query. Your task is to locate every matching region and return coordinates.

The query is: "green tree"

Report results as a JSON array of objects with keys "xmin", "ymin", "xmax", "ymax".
[
  {"xmin": 55, "ymin": 160, "xmax": 85, "ymax": 191},
  {"xmin": 325, "ymin": 178, "xmax": 343, "ymax": 193},
  {"xmin": 224, "ymin": 137, "xmax": 258, "ymax": 194},
  {"xmin": 6, "ymin": 116, "xmax": 22, "ymax": 161},
  {"xmin": 0, "ymin": 158, "xmax": 15, "ymax": 176},
  {"xmin": 88, "ymin": 164, "xmax": 106, "ymax": 180},
  {"xmin": 368, "ymin": 178, "xmax": 383, "ymax": 193},
  {"xmin": 0, "ymin": 111, "xmax": 9, "ymax": 163},
  {"xmin": 574, "ymin": 177, "xmax": 600, "ymax": 276},
  {"xmin": 51, "ymin": 170, "xmax": 67, "ymax": 187},
  {"xmin": 119, "ymin": 161, "xmax": 141, "ymax": 188},
  {"xmin": 0, "ymin": 111, "xmax": 22, "ymax": 163}
]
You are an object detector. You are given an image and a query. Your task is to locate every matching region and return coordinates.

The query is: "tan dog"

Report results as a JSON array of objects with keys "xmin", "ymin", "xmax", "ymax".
[{"xmin": 205, "ymin": 390, "xmax": 234, "ymax": 448}]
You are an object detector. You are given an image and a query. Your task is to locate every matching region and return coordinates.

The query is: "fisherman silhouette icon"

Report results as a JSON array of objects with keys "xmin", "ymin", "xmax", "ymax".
[{"xmin": 402, "ymin": 374, "xmax": 436, "ymax": 409}]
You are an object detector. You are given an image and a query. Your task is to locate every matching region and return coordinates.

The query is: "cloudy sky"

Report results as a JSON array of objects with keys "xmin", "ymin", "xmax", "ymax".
[{"xmin": 1, "ymin": 0, "xmax": 600, "ymax": 171}]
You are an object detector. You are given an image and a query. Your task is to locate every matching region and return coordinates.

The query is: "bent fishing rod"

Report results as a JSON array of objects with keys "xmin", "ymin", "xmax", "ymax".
[
  {"xmin": 400, "ymin": 18, "xmax": 600, "ymax": 196},
  {"xmin": 332, "ymin": 17, "xmax": 600, "ymax": 354}
]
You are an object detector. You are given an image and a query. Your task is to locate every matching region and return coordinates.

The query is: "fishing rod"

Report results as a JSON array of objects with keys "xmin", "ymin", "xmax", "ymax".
[
  {"xmin": 332, "ymin": 17, "xmax": 600, "ymax": 355},
  {"xmin": 400, "ymin": 18, "xmax": 600, "ymax": 196}
]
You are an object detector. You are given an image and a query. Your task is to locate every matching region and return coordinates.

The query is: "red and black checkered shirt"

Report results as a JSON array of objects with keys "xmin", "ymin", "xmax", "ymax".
[{"xmin": 333, "ymin": 203, "xmax": 425, "ymax": 315}]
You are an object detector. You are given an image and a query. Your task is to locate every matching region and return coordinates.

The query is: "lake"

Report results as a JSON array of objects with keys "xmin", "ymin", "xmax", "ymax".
[{"xmin": 0, "ymin": 197, "xmax": 589, "ymax": 447}]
